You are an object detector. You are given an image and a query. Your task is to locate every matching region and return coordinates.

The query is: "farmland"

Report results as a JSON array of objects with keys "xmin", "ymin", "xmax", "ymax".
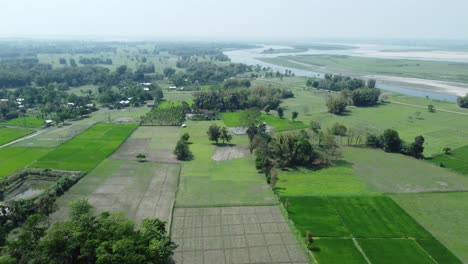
[
  {"xmin": 0, "ymin": 147, "xmax": 51, "ymax": 178},
  {"xmin": 32, "ymin": 123, "xmax": 137, "ymax": 171},
  {"xmin": 0, "ymin": 127, "xmax": 35, "ymax": 146},
  {"xmin": 1, "ymin": 116, "xmax": 44, "ymax": 128}
]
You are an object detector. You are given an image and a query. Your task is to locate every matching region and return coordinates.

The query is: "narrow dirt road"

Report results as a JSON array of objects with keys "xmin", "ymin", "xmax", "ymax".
[{"xmin": 389, "ymin": 101, "xmax": 468, "ymax": 116}]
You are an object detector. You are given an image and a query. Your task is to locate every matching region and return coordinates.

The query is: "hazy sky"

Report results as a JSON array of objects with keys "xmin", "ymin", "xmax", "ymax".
[{"xmin": 1, "ymin": 0, "xmax": 467, "ymax": 40}]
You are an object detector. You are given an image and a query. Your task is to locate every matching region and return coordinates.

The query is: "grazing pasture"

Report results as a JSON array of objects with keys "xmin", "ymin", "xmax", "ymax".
[
  {"xmin": 430, "ymin": 145, "xmax": 468, "ymax": 175},
  {"xmin": 0, "ymin": 147, "xmax": 50, "ymax": 178},
  {"xmin": 1, "ymin": 116, "xmax": 44, "ymax": 128},
  {"xmin": 32, "ymin": 123, "xmax": 137, "ymax": 171},
  {"xmin": 393, "ymin": 192, "xmax": 468, "ymax": 263},
  {"xmin": 0, "ymin": 127, "xmax": 35, "ymax": 146}
]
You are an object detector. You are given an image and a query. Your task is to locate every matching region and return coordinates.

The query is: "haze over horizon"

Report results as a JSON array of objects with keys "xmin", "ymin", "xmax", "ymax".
[{"xmin": 1, "ymin": 0, "xmax": 467, "ymax": 41}]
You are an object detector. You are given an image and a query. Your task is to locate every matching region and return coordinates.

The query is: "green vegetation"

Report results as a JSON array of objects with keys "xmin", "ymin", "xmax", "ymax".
[
  {"xmin": 141, "ymin": 101, "xmax": 185, "ymax": 126},
  {"xmin": 358, "ymin": 239, "xmax": 435, "ymax": 264},
  {"xmin": 32, "ymin": 123, "xmax": 137, "ymax": 171},
  {"xmin": 260, "ymin": 54, "xmax": 468, "ymax": 83},
  {"xmin": 430, "ymin": 145, "xmax": 468, "ymax": 174},
  {"xmin": 222, "ymin": 111, "xmax": 307, "ymax": 131},
  {"xmin": 0, "ymin": 147, "xmax": 50, "ymax": 178},
  {"xmin": 0, "ymin": 127, "xmax": 34, "ymax": 146},
  {"xmin": 1, "ymin": 117, "xmax": 44, "ymax": 128},
  {"xmin": 312, "ymin": 239, "xmax": 367, "ymax": 264},
  {"xmin": 393, "ymin": 193, "xmax": 468, "ymax": 262},
  {"xmin": 417, "ymin": 239, "xmax": 463, "ymax": 264}
]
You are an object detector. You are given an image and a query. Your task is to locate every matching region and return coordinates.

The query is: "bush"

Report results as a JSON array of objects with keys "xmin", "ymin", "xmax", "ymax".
[
  {"xmin": 351, "ymin": 88, "xmax": 380, "ymax": 106},
  {"xmin": 366, "ymin": 133, "xmax": 384, "ymax": 148},
  {"xmin": 326, "ymin": 95, "xmax": 348, "ymax": 115},
  {"xmin": 382, "ymin": 129, "xmax": 402, "ymax": 153},
  {"xmin": 174, "ymin": 139, "xmax": 192, "ymax": 160},
  {"xmin": 457, "ymin": 94, "xmax": 468, "ymax": 108}
]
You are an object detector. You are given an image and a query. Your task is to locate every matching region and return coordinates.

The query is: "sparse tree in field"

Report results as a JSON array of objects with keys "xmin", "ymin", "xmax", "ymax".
[
  {"xmin": 326, "ymin": 95, "xmax": 348, "ymax": 115},
  {"xmin": 305, "ymin": 231, "xmax": 314, "ymax": 247},
  {"xmin": 207, "ymin": 124, "xmax": 221, "ymax": 144},
  {"xmin": 443, "ymin": 147, "xmax": 452, "ymax": 154},
  {"xmin": 406, "ymin": 135, "xmax": 425, "ymax": 159},
  {"xmin": 181, "ymin": 133, "xmax": 190, "ymax": 142},
  {"xmin": 322, "ymin": 133, "xmax": 341, "ymax": 163},
  {"xmin": 428, "ymin": 104, "xmax": 436, "ymax": 113},
  {"xmin": 291, "ymin": 111, "xmax": 299, "ymax": 121},
  {"xmin": 136, "ymin": 153, "xmax": 147, "ymax": 162},
  {"xmin": 367, "ymin": 79, "xmax": 377, "ymax": 88},
  {"xmin": 277, "ymin": 107, "xmax": 284, "ymax": 119},
  {"xmin": 263, "ymin": 105, "xmax": 271, "ymax": 114},
  {"xmin": 174, "ymin": 139, "xmax": 192, "ymax": 160},
  {"xmin": 220, "ymin": 127, "xmax": 232, "ymax": 144},
  {"xmin": 382, "ymin": 129, "xmax": 402, "ymax": 153}
]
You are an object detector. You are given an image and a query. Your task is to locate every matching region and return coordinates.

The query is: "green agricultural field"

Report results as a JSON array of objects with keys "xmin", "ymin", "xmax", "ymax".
[
  {"xmin": 259, "ymin": 54, "xmax": 468, "ymax": 83},
  {"xmin": 276, "ymin": 163, "xmax": 369, "ymax": 196},
  {"xmin": 393, "ymin": 192, "xmax": 468, "ymax": 263},
  {"xmin": 1, "ymin": 116, "xmax": 45, "ymax": 128},
  {"xmin": 0, "ymin": 147, "xmax": 51, "ymax": 178},
  {"xmin": 312, "ymin": 239, "xmax": 367, "ymax": 264},
  {"xmin": 417, "ymin": 239, "xmax": 463, "ymax": 264},
  {"xmin": 222, "ymin": 111, "xmax": 308, "ymax": 131},
  {"xmin": 175, "ymin": 121, "xmax": 276, "ymax": 207},
  {"xmin": 32, "ymin": 123, "xmax": 137, "ymax": 171},
  {"xmin": 357, "ymin": 239, "xmax": 435, "ymax": 264},
  {"xmin": 342, "ymin": 147, "xmax": 468, "ymax": 194},
  {"xmin": 430, "ymin": 145, "xmax": 468, "ymax": 175},
  {"xmin": 0, "ymin": 127, "xmax": 35, "ymax": 146},
  {"xmin": 12, "ymin": 107, "xmax": 148, "ymax": 148}
]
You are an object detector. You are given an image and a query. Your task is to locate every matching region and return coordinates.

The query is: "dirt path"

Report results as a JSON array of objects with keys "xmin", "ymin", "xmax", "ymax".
[
  {"xmin": 389, "ymin": 101, "xmax": 468, "ymax": 116},
  {"xmin": 0, "ymin": 129, "xmax": 47, "ymax": 149}
]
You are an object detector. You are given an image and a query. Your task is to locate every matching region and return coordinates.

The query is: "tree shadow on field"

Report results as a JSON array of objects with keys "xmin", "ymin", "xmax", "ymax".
[
  {"xmin": 213, "ymin": 143, "xmax": 237, "ymax": 147},
  {"xmin": 309, "ymin": 246, "xmax": 321, "ymax": 252}
]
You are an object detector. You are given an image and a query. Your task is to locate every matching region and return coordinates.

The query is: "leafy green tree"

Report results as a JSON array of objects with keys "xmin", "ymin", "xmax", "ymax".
[
  {"xmin": 326, "ymin": 95, "xmax": 347, "ymax": 115},
  {"xmin": 367, "ymin": 79, "xmax": 377, "ymax": 88},
  {"xmin": 331, "ymin": 123, "xmax": 347, "ymax": 136},
  {"xmin": 366, "ymin": 133, "xmax": 384, "ymax": 148},
  {"xmin": 181, "ymin": 133, "xmax": 190, "ymax": 142},
  {"xmin": 405, "ymin": 135, "xmax": 425, "ymax": 159},
  {"xmin": 351, "ymin": 88, "xmax": 380, "ymax": 106},
  {"xmin": 382, "ymin": 129, "xmax": 402, "ymax": 153},
  {"xmin": 263, "ymin": 105, "xmax": 271, "ymax": 114},
  {"xmin": 136, "ymin": 153, "xmax": 147, "ymax": 162},
  {"xmin": 163, "ymin": 67, "xmax": 176, "ymax": 78},
  {"xmin": 174, "ymin": 139, "xmax": 192, "ymax": 160},
  {"xmin": 240, "ymin": 108, "xmax": 261, "ymax": 126},
  {"xmin": 291, "ymin": 111, "xmax": 299, "ymax": 120},
  {"xmin": 457, "ymin": 94, "xmax": 468, "ymax": 108},
  {"xmin": 443, "ymin": 147, "xmax": 452, "ymax": 154},
  {"xmin": 207, "ymin": 123, "xmax": 221, "ymax": 144},
  {"xmin": 220, "ymin": 127, "xmax": 232, "ymax": 144},
  {"xmin": 277, "ymin": 107, "xmax": 284, "ymax": 118},
  {"xmin": 428, "ymin": 104, "xmax": 436, "ymax": 113}
]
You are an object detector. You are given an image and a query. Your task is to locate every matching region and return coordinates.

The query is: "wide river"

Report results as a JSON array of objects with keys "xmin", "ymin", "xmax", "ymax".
[{"xmin": 224, "ymin": 45, "xmax": 460, "ymax": 102}]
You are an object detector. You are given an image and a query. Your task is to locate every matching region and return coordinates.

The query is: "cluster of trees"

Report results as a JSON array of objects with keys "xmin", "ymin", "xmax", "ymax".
[
  {"xmin": 97, "ymin": 82, "xmax": 163, "ymax": 106},
  {"xmin": 307, "ymin": 74, "xmax": 368, "ymax": 91},
  {"xmin": 78, "ymin": 57, "xmax": 113, "ymax": 65},
  {"xmin": 366, "ymin": 129, "xmax": 425, "ymax": 159},
  {"xmin": 0, "ymin": 41, "xmax": 116, "ymax": 58},
  {"xmin": 1, "ymin": 199, "xmax": 173, "ymax": 264},
  {"xmin": 193, "ymin": 86, "xmax": 293, "ymax": 112},
  {"xmin": 222, "ymin": 78, "xmax": 251, "ymax": 89},
  {"xmin": 457, "ymin": 94, "xmax": 468, "ymax": 108},
  {"xmin": 152, "ymin": 42, "xmax": 254, "ymax": 58},
  {"xmin": 141, "ymin": 102, "xmax": 189, "ymax": 126},
  {"xmin": 206, "ymin": 124, "xmax": 232, "ymax": 144},
  {"xmin": 174, "ymin": 133, "xmax": 193, "ymax": 160}
]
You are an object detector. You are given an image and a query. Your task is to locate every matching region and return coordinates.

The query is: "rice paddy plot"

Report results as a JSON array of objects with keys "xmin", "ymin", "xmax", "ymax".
[
  {"xmin": 357, "ymin": 239, "xmax": 435, "ymax": 264},
  {"xmin": 1, "ymin": 116, "xmax": 45, "ymax": 128},
  {"xmin": 312, "ymin": 238, "xmax": 367, "ymax": 264},
  {"xmin": 0, "ymin": 147, "xmax": 51, "ymax": 178},
  {"xmin": 32, "ymin": 123, "xmax": 137, "ymax": 171},
  {"xmin": 0, "ymin": 127, "xmax": 35, "ymax": 146}
]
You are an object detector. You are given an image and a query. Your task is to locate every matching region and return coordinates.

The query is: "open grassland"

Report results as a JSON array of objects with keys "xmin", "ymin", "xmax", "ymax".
[
  {"xmin": 222, "ymin": 111, "xmax": 308, "ymax": 132},
  {"xmin": 52, "ymin": 159, "xmax": 180, "ymax": 223},
  {"xmin": 342, "ymin": 147, "xmax": 468, "ymax": 194},
  {"xmin": 0, "ymin": 147, "xmax": 51, "ymax": 178},
  {"xmin": 430, "ymin": 145, "xmax": 468, "ymax": 175},
  {"xmin": 32, "ymin": 123, "xmax": 137, "ymax": 171},
  {"xmin": 253, "ymin": 77, "xmax": 468, "ymax": 156},
  {"xmin": 1, "ymin": 116, "xmax": 44, "ymax": 128},
  {"xmin": 312, "ymin": 238, "xmax": 367, "ymax": 264},
  {"xmin": 357, "ymin": 239, "xmax": 436, "ymax": 264},
  {"xmin": 175, "ymin": 121, "xmax": 276, "ymax": 207},
  {"xmin": 12, "ymin": 107, "xmax": 148, "ymax": 148},
  {"xmin": 259, "ymin": 54, "xmax": 468, "ymax": 83},
  {"xmin": 393, "ymin": 192, "xmax": 468, "ymax": 263},
  {"xmin": 0, "ymin": 127, "xmax": 35, "ymax": 146},
  {"xmin": 276, "ymin": 163, "xmax": 369, "ymax": 196}
]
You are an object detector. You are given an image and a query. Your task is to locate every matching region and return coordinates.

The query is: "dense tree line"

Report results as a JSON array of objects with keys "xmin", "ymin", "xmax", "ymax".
[
  {"xmin": 0, "ymin": 41, "xmax": 117, "ymax": 58},
  {"xmin": 1, "ymin": 199, "xmax": 173, "ymax": 264},
  {"xmin": 78, "ymin": 57, "xmax": 113, "ymax": 65},
  {"xmin": 152, "ymin": 42, "xmax": 254, "ymax": 58},
  {"xmin": 366, "ymin": 129, "xmax": 425, "ymax": 159},
  {"xmin": 193, "ymin": 86, "xmax": 293, "ymax": 112}
]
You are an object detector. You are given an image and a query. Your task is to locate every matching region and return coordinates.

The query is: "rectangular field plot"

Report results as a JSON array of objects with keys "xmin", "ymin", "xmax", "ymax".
[
  {"xmin": 416, "ymin": 239, "xmax": 462, "ymax": 264},
  {"xmin": 52, "ymin": 159, "xmax": 180, "ymax": 223},
  {"xmin": 0, "ymin": 127, "xmax": 35, "ymax": 146},
  {"xmin": 312, "ymin": 239, "xmax": 367, "ymax": 264},
  {"xmin": 1, "ymin": 117, "xmax": 44, "ymax": 128},
  {"xmin": 0, "ymin": 147, "xmax": 51, "ymax": 178},
  {"xmin": 280, "ymin": 196, "xmax": 349, "ymax": 237},
  {"xmin": 357, "ymin": 239, "xmax": 435, "ymax": 264},
  {"xmin": 171, "ymin": 206, "xmax": 309, "ymax": 264},
  {"xmin": 329, "ymin": 196, "xmax": 432, "ymax": 239},
  {"xmin": 32, "ymin": 123, "xmax": 137, "ymax": 171}
]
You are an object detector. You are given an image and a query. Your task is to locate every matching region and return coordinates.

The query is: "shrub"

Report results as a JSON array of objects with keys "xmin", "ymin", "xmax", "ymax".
[{"xmin": 326, "ymin": 95, "xmax": 348, "ymax": 114}]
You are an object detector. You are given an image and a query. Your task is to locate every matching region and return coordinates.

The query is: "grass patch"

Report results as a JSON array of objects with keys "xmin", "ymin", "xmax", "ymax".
[
  {"xmin": 32, "ymin": 123, "xmax": 137, "ymax": 171},
  {"xmin": 357, "ymin": 238, "xmax": 435, "ymax": 264},
  {"xmin": 392, "ymin": 192, "xmax": 468, "ymax": 263},
  {"xmin": 222, "ymin": 111, "xmax": 308, "ymax": 132},
  {"xmin": 1, "ymin": 117, "xmax": 44, "ymax": 128},
  {"xmin": 0, "ymin": 147, "xmax": 51, "ymax": 178},
  {"xmin": 0, "ymin": 127, "xmax": 35, "ymax": 145},
  {"xmin": 430, "ymin": 145, "xmax": 468, "ymax": 175},
  {"xmin": 276, "ymin": 163, "xmax": 369, "ymax": 196},
  {"xmin": 312, "ymin": 239, "xmax": 367, "ymax": 264}
]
